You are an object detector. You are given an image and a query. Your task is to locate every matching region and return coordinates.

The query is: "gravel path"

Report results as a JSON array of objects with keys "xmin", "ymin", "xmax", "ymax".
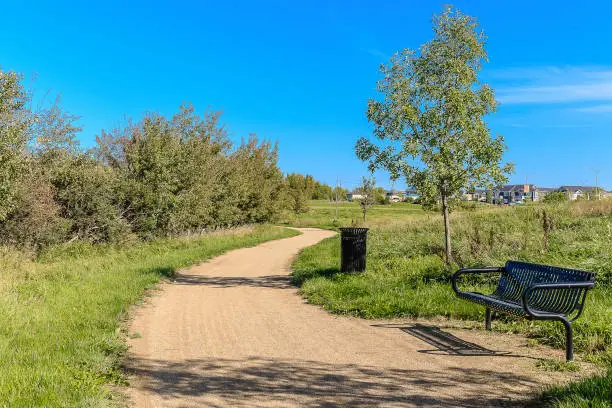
[{"xmin": 125, "ymin": 227, "xmax": 575, "ymax": 407}]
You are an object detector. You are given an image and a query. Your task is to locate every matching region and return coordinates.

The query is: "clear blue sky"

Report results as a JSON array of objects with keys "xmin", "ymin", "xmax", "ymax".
[{"xmin": 2, "ymin": 0, "xmax": 612, "ymax": 190}]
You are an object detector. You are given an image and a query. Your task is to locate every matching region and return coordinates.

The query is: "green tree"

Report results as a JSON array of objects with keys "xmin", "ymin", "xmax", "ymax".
[
  {"xmin": 313, "ymin": 181, "xmax": 333, "ymax": 200},
  {"xmin": 543, "ymin": 191, "xmax": 567, "ymax": 203},
  {"xmin": 373, "ymin": 186, "xmax": 387, "ymax": 205},
  {"xmin": 229, "ymin": 135, "xmax": 285, "ymax": 225},
  {"xmin": 333, "ymin": 185, "xmax": 348, "ymax": 201},
  {"xmin": 0, "ymin": 70, "xmax": 31, "ymax": 221},
  {"xmin": 357, "ymin": 176, "xmax": 376, "ymax": 223},
  {"xmin": 0, "ymin": 71, "xmax": 289, "ymax": 247},
  {"xmin": 285, "ymin": 173, "xmax": 311, "ymax": 214},
  {"xmin": 356, "ymin": 7, "xmax": 512, "ymax": 265}
]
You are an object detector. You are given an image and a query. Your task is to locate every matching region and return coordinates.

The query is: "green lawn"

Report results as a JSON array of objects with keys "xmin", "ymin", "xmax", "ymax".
[
  {"xmin": 291, "ymin": 200, "xmax": 612, "ymax": 407},
  {"xmin": 0, "ymin": 225, "xmax": 298, "ymax": 407},
  {"xmin": 278, "ymin": 200, "xmax": 426, "ymax": 229}
]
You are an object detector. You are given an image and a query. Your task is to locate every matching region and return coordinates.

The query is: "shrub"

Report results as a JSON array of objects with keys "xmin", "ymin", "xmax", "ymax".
[
  {"xmin": 0, "ymin": 71, "xmax": 290, "ymax": 248},
  {"xmin": 543, "ymin": 191, "xmax": 568, "ymax": 203}
]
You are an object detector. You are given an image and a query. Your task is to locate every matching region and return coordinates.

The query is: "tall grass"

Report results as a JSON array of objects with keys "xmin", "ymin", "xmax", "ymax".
[{"xmin": 0, "ymin": 225, "xmax": 298, "ymax": 407}]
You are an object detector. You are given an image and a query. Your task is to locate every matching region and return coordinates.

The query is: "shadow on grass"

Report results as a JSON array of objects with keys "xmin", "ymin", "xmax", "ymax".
[
  {"xmin": 291, "ymin": 267, "xmax": 342, "ymax": 287},
  {"xmin": 151, "ymin": 266, "xmax": 176, "ymax": 278},
  {"xmin": 125, "ymin": 356, "xmax": 533, "ymax": 407}
]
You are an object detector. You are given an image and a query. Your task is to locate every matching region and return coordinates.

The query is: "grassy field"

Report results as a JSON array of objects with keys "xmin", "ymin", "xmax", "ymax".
[
  {"xmin": 291, "ymin": 199, "xmax": 612, "ymax": 407},
  {"xmin": 0, "ymin": 225, "xmax": 298, "ymax": 407},
  {"xmin": 278, "ymin": 200, "xmax": 426, "ymax": 229}
]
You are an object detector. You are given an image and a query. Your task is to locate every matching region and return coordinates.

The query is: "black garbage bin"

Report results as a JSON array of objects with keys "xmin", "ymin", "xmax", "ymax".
[{"xmin": 339, "ymin": 227, "xmax": 368, "ymax": 273}]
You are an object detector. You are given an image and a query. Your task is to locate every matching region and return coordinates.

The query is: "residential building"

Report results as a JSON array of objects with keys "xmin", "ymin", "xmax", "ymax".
[
  {"xmin": 493, "ymin": 184, "xmax": 535, "ymax": 204},
  {"xmin": 465, "ymin": 189, "xmax": 487, "ymax": 202},
  {"xmin": 404, "ymin": 188, "xmax": 420, "ymax": 200},
  {"xmin": 532, "ymin": 187, "xmax": 557, "ymax": 202},
  {"xmin": 559, "ymin": 186, "xmax": 599, "ymax": 200},
  {"xmin": 347, "ymin": 191, "xmax": 365, "ymax": 201},
  {"xmin": 385, "ymin": 190, "xmax": 402, "ymax": 202}
]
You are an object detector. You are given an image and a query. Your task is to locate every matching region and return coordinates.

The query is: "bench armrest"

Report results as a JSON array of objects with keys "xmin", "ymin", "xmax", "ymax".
[
  {"xmin": 521, "ymin": 281, "xmax": 595, "ymax": 319},
  {"xmin": 451, "ymin": 267, "xmax": 504, "ymax": 295}
]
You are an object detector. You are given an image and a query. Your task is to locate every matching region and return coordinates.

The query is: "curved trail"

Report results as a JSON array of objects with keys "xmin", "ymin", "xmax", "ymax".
[{"xmin": 126, "ymin": 227, "xmax": 572, "ymax": 407}]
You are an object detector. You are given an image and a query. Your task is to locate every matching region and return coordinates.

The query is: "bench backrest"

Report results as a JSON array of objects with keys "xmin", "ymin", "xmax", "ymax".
[{"xmin": 494, "ymin": 261, "xmax": 595, "ymax": 315}]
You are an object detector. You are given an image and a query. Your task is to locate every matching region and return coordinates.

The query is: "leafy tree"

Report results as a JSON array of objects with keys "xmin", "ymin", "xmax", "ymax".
[
  {"xmin": 0, "ymin": 70, "xmax": 31, "ymax": 221},
  {"xmin": 0, "ymin": 170, "xmax": 67, "ymax": 249},
  {"xmin": 312, "ymin": 181, "xmax": 333, "ymax": 200},
  {"xmin": 304, "ymin": 175, "xmax": 316, "ymax": 200},
  {"xmin": 373, "ymin": 186, "xmax": 387, "ymax": 205},
  {"xmin": 285, "ymin": 173, "xmax": 311, "ymax": 214},
  {"xmin": 543, "ymin": 191, "xmax": 567, "ymax": 203},
  {"xmin": 0, "ymin": 70, "xmax": 289, "ymax": 247},
  {"xmin": 357, "ymin": 176, "xmax": 376, "ymax": 222},
  {"xmin": 356, "ymin": 7, "xmax": 512, "ymax": 265},
  {"xmin": 229, "ymin": 135, "xmax": 285, "ymax": 225},
  {"xmin": 32, "ymin": 96, "xmax": 81, "ymax": 160},
  {"xmin": 333, "ymin": 186, "xmax": 348, "ymax": 201},
  {"xmin": 51, "ymin": 154, "xmax": 129, "ymax": 243}
]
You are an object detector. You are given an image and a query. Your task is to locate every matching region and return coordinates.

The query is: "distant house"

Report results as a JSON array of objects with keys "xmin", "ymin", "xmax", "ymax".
[
  {"xmin": 347, "ymin": 190, "xmax": 366, "ymax": 202},
  {"xmin": 493, "ymin": 184, "xmax": 535, "ymax": 204},
  {"xmin": 465, "ymin": 189, "xmax": 487, "ymax": 202},
  {"xmin": 404, "ymin": 188, "xmax": 420, "ymax": 201},
  {"xmin": 530, "ymin": 187, "xmax": 557, "ymax": 201},
  {"xmin": 385, "ymin": 190, "xmax": 402, "ymax": 202},
  {"xmin": 559, "ymin": 186, "xmax": 599, "ymax": 200}
]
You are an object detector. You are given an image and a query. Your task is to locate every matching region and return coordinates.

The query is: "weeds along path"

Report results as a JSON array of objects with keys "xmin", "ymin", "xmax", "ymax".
[{"xmin": 125, "ymin": 227, "xmax": 578, "ymax": 407}]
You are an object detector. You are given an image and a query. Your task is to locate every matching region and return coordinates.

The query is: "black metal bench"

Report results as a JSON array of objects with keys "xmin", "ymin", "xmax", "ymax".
[{"xmin": 451, "ymin": 260, "xmax": 595, "ymax": 361}]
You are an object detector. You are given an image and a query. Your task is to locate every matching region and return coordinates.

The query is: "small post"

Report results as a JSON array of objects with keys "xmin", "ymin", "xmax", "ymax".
[{"xmin": 485, "ymin": 308, "xmax": 492, "ymax": 330}]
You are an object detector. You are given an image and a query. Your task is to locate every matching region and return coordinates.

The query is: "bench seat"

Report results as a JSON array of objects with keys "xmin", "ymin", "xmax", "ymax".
[
  {"xmin": 451, "ymin": 261, "xmax": 595, "ymax": 361},
  {"xmin": 457, "ymin": 291, "xmax": 533, "ymax": 317}
]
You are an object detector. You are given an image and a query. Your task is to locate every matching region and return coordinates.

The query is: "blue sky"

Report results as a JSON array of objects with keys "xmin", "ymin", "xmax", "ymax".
[{"xmin": 2, "ymin": 1, "xmax": 612, "ymax": 190}]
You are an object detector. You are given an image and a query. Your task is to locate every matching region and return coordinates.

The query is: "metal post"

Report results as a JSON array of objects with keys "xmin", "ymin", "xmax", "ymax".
[
  {"xmin": 485, "ymin": 308, "xmax": 492, "ymax": 330},
  {"xmin": 561, "ymin": 318, "xmax": 574, "ymax": 361}
]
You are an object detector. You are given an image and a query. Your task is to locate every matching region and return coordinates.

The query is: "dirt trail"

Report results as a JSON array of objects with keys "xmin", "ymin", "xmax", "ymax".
[{"xmin": 126, "ymin": 227, "xmax": 578, "ymax": 407}]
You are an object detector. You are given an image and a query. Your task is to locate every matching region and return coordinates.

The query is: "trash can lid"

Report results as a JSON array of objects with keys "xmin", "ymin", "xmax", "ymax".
[{"xmin": 338, "ymin": 227, "xmax": 369, "ymax": 233}]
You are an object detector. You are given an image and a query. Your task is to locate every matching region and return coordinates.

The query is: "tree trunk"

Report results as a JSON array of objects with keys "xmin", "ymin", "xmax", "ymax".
[{"xmin": 441, "ymin": 193, "xmax": 453, "ymax": 266}]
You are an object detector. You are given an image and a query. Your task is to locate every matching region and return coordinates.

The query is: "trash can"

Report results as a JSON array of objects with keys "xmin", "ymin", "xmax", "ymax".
[{"xmin": 339, "ymin": 227, "xmax": 368, "ymax": 273}]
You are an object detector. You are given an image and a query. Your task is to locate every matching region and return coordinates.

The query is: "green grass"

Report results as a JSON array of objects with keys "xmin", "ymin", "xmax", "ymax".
[
  {"xmin": 278, "ymin": 200, "xmax": 426, "ymax": 229},
  {"xmin": 0, "ymin": 225, "xmax": 298, "ymax": 407},
  {"xmin": 291, "ymin": 199, "xmax": 612, "ymax": 407},
  {"xmin": 536, "ymin": 369, "xmax": 612, "ymax": 408},
  {"xmin": 536, "ymin": 359, "xmax": 580, "ymax": 373}
]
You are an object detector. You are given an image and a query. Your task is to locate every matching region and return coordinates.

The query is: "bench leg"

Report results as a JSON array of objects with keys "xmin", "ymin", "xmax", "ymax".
[
  {"xmin": 485, "ymin": 308, "xmax": 492, "ymax": 330},
  {"xmin": 561, "ymin": 318, "xmax": 574, "ymax": 361}
]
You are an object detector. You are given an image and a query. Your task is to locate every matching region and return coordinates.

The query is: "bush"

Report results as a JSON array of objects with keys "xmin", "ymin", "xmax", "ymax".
[
  {"xmin": 0, "ymin": 71, "xmax": 290, "ymax": 248},
  {"xmin": 543, "ymin": 191, "xmax": 568, "ymax": 203},
  {"xmin": 0, "ymin": 171, "xmax": 67, "ymax": 249}
]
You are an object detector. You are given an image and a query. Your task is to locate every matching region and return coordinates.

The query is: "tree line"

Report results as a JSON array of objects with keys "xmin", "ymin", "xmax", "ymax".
[
  {"xmin": 0, "ymin": 70, "xmax": 330, "ymax": 251},
  {"xmin": 285, "ymin": 173, "xmax": 347, "ymax": 214}
]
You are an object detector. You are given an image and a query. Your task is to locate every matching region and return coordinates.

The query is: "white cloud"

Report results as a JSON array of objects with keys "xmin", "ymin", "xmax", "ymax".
[
  {"xmin": 574, "ymin": 104, "xmax": 612, "ymax": 113},
  {"xmin": 490, "ymin": 66, "xmax": 612, "ymax": 106},
  {"xmin": 498, "ymin": 83, "xmax": 612, "ymax": 104}
]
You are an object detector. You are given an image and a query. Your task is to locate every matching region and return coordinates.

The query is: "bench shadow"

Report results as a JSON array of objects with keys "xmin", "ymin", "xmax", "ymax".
[
  {"xmin": 125, "ymin": 356, "xmax": 533, "ymax": 407},
  {"xmin": 173, "ymin": 274, "xmax": 294, "ymax": 289},
  {"xmin": 373, "ymin": 323, "xmax": 513, "ymax": 357}
]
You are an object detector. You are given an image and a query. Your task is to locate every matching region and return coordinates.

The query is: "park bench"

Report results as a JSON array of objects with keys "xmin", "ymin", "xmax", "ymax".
[{"xmin": 451, "ymin": 261, "xmax": 595, "ymax": 361}]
